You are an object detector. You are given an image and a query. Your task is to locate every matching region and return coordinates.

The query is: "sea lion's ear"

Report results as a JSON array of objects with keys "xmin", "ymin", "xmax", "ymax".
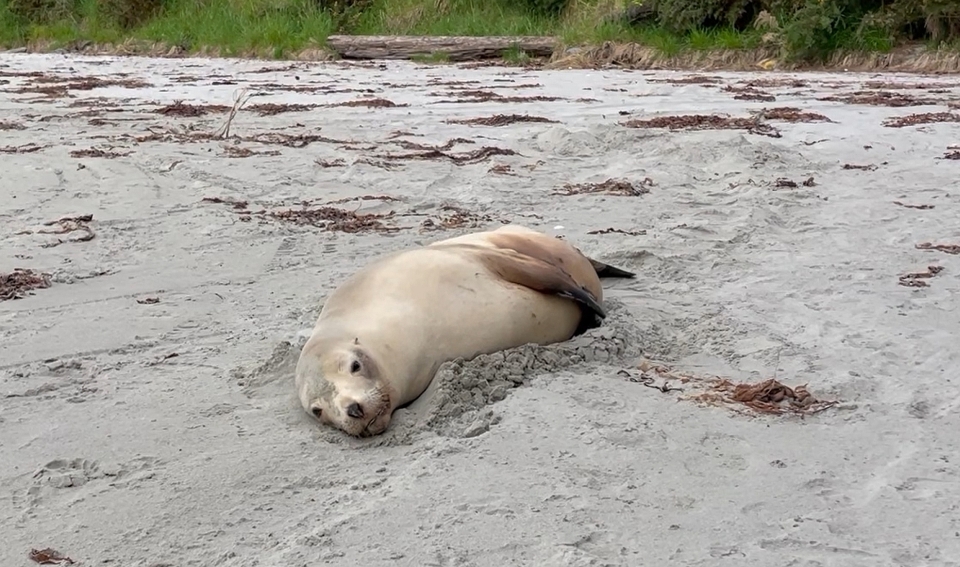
[{"xmin": 474, "ymin": 247, "xmax": 607, "ymax": 324}]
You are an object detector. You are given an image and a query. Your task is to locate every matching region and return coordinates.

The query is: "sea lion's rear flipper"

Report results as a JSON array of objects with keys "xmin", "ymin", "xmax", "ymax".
[
  {"xmin": 588, "ymin": 258, "xmax": 635, "ymax": 279},
  {"xmin": 484, "ymin": 231, "xmax": 635, "ymax": 282},
  {"xmin": 473, "ymin": 247, "xmax": 607, "ymax": 325}
]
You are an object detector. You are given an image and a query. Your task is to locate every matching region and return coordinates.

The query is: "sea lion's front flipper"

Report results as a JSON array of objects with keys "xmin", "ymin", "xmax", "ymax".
[{"xmin": 471, "ymin": 247, "xmax": 607, "ymax": 326}]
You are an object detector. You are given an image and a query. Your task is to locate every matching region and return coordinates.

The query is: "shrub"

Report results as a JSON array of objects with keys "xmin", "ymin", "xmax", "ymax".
[
  {"xmin": 778, "ymin": 0, "xmax": 847, "ymax": 59},
  {"xmin": 655, "ymin": 0, "xmax": 763, "ymax": 32},
  {"xmin": 314, "ymin": 0, "xmax": 369, "ymax": 10},
  {"xmin": 6, "ymin": 0, "xmax": 81, "ymax": 23},
  {"xmin": 778, "ymin": 0, "xmax": 886, "ymax": 60},
  {"xmin": 648, "ymin": 0, "xmax": 960, "ymax": 57},
  {"xmin": 514, "ymin": 0, "xmax": 570, "ymax": 17},
  {"xmin": 860, "ymin": 0, "xmax": 960, "ymax": 44},
  {"xmin": 924, "ymin": 3, "xmax": 960, "ymax": 43},
  {"xmin": 97, "ymin": 0, "xmax": 166, "ymax": 29},
  {"xmin": 314, "ymin": 0, "xmax": 373, "ymax": 31}
]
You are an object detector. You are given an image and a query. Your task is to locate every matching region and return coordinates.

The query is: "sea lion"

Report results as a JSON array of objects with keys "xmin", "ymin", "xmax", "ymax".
[{"xmin": 295, "ymin": 224, "xmax": 634, "ymax": 437}]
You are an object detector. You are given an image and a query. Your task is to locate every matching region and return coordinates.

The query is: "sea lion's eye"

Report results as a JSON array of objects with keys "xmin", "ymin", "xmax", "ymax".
[
  {"xmin": 311, "ymin": 407, "xmax": 323, "ymax": 419},
  {"xmin": 350, "ymin": 360, "xmax": 362, "ymax": 373}
]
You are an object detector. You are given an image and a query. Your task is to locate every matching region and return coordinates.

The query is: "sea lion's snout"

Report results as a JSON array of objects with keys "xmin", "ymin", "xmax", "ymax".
[{"xmin": 345, "ymin": 401, "xmax": 365, "ymax": 420}]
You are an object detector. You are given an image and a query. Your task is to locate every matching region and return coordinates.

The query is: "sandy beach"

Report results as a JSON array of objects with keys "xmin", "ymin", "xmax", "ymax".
[{"xmin": 1, "ymin": 51, "xmax": 959, "ymax": 566}]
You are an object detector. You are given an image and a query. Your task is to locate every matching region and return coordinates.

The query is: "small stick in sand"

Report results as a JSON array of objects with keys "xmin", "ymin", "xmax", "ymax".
[
  {"xmin": 215, "ymin": 88, "xmax": 251, "ymax": 140},
  {"xmin": 620, "ymin": 362, "xmax": 683, "ymax": 393}
]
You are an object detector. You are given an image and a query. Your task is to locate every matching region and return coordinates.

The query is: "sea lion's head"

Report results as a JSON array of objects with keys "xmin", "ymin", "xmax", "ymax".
[{"xmin": 295, "ymin": 337, "xmax": 395, "ymax": 437}]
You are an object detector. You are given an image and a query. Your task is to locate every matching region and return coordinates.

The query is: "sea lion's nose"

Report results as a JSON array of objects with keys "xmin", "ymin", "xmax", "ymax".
[{"xmin": 345, "ymin": 402, "xmax": 364, "ymax": 420}]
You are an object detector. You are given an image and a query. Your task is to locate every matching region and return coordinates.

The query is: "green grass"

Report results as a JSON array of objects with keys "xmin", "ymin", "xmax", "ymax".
[
  {"xmin": 0, "ymin": 0, "xmax": 949, "ymax": 62},
  {"xmin": 1, "ymin": 0, "xmax": 337, "ymax": 55},
  {"xmin": 133, "ymin": 0, "xmax": 336, "ymax": 57},
  {"xmin": 352, "ymin": 0, "xmax": 559, "ymax": 37}
]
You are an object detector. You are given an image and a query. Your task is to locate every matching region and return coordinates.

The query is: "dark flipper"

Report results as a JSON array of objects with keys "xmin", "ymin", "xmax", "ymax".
[
  {"xmin": 471, "ymin": 246, "xmax": 607, "ymax": 328},
  {"xmin": 589, "ymin": 258, "xmax": 635, "ymax": 279}
]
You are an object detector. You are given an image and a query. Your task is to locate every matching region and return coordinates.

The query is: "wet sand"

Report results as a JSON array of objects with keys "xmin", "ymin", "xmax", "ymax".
[{"xmin": 1, "ymin": 52, "xmax": 959, "ymax": 566}]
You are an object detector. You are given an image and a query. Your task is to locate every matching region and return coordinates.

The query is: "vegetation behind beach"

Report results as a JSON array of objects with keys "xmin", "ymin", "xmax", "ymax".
[{"xmin": 0, "ymin": 0, "xmax": 958, "ymax": 63}]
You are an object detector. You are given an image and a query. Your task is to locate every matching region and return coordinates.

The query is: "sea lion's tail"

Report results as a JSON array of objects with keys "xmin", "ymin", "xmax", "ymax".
[{"xmin": 589, "ymin": 259, "xmax": 635, "ymax": 279}]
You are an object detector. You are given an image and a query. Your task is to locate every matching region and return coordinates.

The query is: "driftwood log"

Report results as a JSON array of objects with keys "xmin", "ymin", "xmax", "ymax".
[{"xmin": 326, "ymin": 35, "xmax": 558, "ymax": 61}]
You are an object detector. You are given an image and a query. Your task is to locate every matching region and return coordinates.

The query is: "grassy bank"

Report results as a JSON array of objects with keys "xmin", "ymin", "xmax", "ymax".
[{"xmin": 0, "ymin": 0, "xmax": 958, "ymax": 67}]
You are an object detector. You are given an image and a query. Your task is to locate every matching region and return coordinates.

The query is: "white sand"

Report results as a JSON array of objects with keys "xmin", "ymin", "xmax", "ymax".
[{"xmin": 2, "ymin": 52, "xmax": 960, "ymax": 566}]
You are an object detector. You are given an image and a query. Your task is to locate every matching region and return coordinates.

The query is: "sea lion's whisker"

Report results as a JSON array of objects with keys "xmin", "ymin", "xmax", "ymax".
[{"xmin": 365, "ymin": 388, "xmax": 389, "ymax": 431}]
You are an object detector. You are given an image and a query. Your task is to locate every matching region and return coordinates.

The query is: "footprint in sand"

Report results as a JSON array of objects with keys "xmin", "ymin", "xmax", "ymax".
[{"xmin": 21, "ymin": 456, "xmax": 163, "ymax": 507}]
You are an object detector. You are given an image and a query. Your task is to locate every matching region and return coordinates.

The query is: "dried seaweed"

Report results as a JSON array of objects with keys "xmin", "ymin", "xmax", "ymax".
[
  {"xmin": 632, "ymin": 359, "xmax": 838, "ymax": 416},
  {"xmin": 28, "ymin": 548, "xmax": 74, "ymax": 565},
  {"xmin": 376, "ymin": 146, "xmax": 517, "ymax": 165},
  {"xmin": 756, "ymin": 107, "xmax": 833, "ymax": 123},
  {"xmin": 419, "ymin": 204, "xmax": 496, "ymax": 232},
  {"xmin": 268, "ymin": 206, "xmax": 399, "ymax": 233},
  {"xmin": 69, "ymin": 148, "xmax": 132, "ymax": 158},
  {"xmin": 820, "ymin": 90, "xmax": 942, "ymax": 107},
  {"xmin": 64, "ymin": 76, "xmax": 149, "ymax": 90},
  {"xmin": 692, "ymin": 376, "xmax": 837, "ymax": 415},
  {"xmin": 741, "ymin": 78, "xmax": 808, "ymax": 88},
  {"xmin": 1, "ymin": 268, "xmax": 52, "ymax": 301},
  {"xmin": 447, "ymin": 114, "xmax": 559, "ymax": 127},
  {"xmin": 723, "ymin": 378, "xmax": 835, "ymax": 414},
  {"xmin": 154, "ymin": 100, "xmax": 230, "ymax": 117},
  {"xmin": 722, "ymin": 85, "xmax": 775, "ymax": 102},
  {"xmin": 434, "ymin": 90, "xmax": 562, "ymax": 104},
  {"xmin": 883, "ymin": 112, "xmax": 960, "ymax": 128},
  {"xmin": 329, "ymin": 98, "xmax": 406, "ymax": 108},
  {"xmin": 623, "ymin": 114, "xmax": 781, "ymax": 138},
  {"xmin": 221, "ymin": 145, "xmax": 281, "ymax": 158},
  {"xmin": 649, "ymin": 75, "xmax": 722, "ymax": 85},
  {"xmin": 586, "ymin": 227, "xmax": 647, "ymax": 236},
  {"xmin": 899, "ymin": 265, "xmax": 944, "ymax": 288},
  {"xmin": 41, "ymin": 215, "xmax": 95, "ymax": 247},
  {"xmin": 246, "ymin": 103, "xmax": 319, "ymax": 116},
  {"xmin": 323, "ymin": 195, "xmax": 401, "ymax": 205},
  {"xmin": 916, "ymin": 242, "xmax": 960, "ymax": 255},
  {"xmin": 862, "ymin": 81, "xmax": 948, "ymax": 90},
  {"xmin": 11, "ymin": 84, "xmax": 69, "ymax": 97},
  {"xmin": 554, "ymin": 178, "xmax": 653, "ymax": 197},
  {"xmin": 202, "ymin": 196, "xmax": 249, "ymax": 209},
  {"xmin": 0, "ymin": 143, "xmax": 45, "ymax": 153},
  {"xmin": 392, "ymin": 138, "xmax": 474, "ymax": 152},
  {"xmin": 243, "ymin": 132, "xmax": 347, "ymax": 148},
  {"xmin": 893, "ymin": 201, "xmax": 934, "ymax": 210},
  {"xmin": 204, "ymin": 197, "xmax": 399, "ymax": 234}
]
